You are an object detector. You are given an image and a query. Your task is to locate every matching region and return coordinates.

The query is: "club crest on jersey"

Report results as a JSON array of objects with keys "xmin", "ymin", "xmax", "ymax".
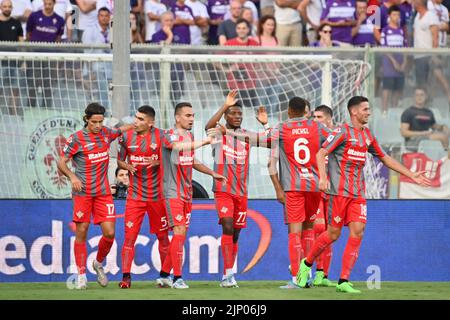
[
  {"xmin": 365, "ymin": 138, "xmax": 371, "ymax": 146},
  {"xmin": 25, "ymin": 115, "xmax": 82, "ymax": 199},
  {"xmin": 126, "ymin": 221, "xmax": 134, "ymax": 229},
  {"xmin": 104, "ymin": 137, "xmax": 109, "ymax": 144},
  {"xmin": 334, "ymin": 216, "xmax": 342, "ymax": 224},
  {"xmin": 150, "ymin": 143, "xmax": 158, "ymax": 150},
  {"xmin": 170, "ymin": 135, "xmax": 178, "ymax": 142}
]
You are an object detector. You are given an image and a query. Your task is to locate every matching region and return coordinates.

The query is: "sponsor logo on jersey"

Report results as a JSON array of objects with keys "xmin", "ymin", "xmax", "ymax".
[
  {"xmin": 326, "ymin": 135, "xmax": 335, "ymax": 143},
  {"xmin": 175, "ymin": 214, "xmax": 183, "ymax": 222},
  {"xmin": 347, "ymin": 148, "xmax": 366, "ymax": 161},
  {"xmin": 88, "ymin": 151, "xmax": 108, "ymax": 160},
  {"xmin": 220, "ymin": 206, "xmax": 228, "ymax": 213},
  {"xmin": 25, "ymin": 115, "xmax": 82, "ymax": 199},
  {"xmin": 83, "ymin": 142, "xmax": 95, "ymax": 149}
]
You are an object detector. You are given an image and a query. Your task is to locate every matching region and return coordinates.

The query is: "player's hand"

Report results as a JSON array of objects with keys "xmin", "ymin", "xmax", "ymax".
[
  {"xmin": 212, "ymin": 172, "xmax": 227, "ymax": 183},
  {"xmin": 215, "ymin": 122, "xmax": 227, "ymax": 136},
  {"xmin": 146, "ymin": 160, "xmax": 160, "ymax": 169},
  {"xmin": 70, "ymin": 176, "xmax": 82, "ymax": 192},
  {"xmin": 224, "ymin": 90, "xmax": 238, "ymax": 108},
  {"xmin": 411, "ymin": 170, "xmax": 432, "ymax": 187},
  {"xmin": 127, "ymin": 163, "xmax": 137, "ymax": 175},
  {"xmin": 276, "ymin": 190, "xmax": 285, "ymax": 205},
  {"xmin": 319, "ymin": 178, "xmax": 329, "ymax": 193},
  {"xmin": 206, "ymin": 128, "xmax": 221, "ymax": 144},
  {"xmin": 256, "ymin": 106, "xmax": 268, "ymax": 126}
]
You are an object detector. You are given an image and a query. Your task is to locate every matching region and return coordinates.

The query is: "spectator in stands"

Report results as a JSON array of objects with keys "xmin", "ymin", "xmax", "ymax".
[
  {"xmin": 218, "ymin": 0, "xmax": 241, "ymax": 45},
  {"xmin": 401, "ymin": 0, "xmax": 413, "ymax": 44},
  {"xmin": 400, "ymin": 87, "xmax": 450, "ymax": 151},
  {"xmin": 380, "ymin": 5, "xmax": 408, "ymax": 115},
  {"xmin": 131, "ymin": 11, "xmax": 144, "ymax": 43},
  {"xmin": 261, "ymin": 0, "xmax": 275, "ymax": 16},
  {"xmin": 32, "ymin": 0, "xmax": 73, "ymax": 41},
  {"xmin": 320, "ymin": 0, "xmax": 356, "ymax": 44},
  {"xmin": 111, "ymin": 168, "xmax": 129, "ymax": 200},
  {"xmin": 310, "ymin": 23, "xmax": 341, "ymax": 47},
  {"xmin": 241, "ymin": 7, "xmax": 256, "ymax": 36},
  {"xmin": 171, "ymin": 0, "xmax": 195, "ymax": 44},
  {"xmin": 82, "ymin": 6, "xmax": 112, "ymax": 108},
  {"xmin": 2, "ymin": 0, "xmax": 32, "ymax": 38},
  {"xmin": 413, "ymin": 0, "xmax": 450, "ymax": 105},
  {"xmin": 186, "ymin": 0, "xmax": 209, "ymax": 45},
  {"xmin": 144, "ymin": 0, "xmax": 166, "ymax": 43},
  {"xmin": 224, "ymin": 0, "xmax": 258, "ymax": 25},
  {"xmin": 352, "ymin": 0, "xmax": 376, "ymax": 46},
  {"xmin": 373, "ymin": 0, "xmax": 407, "ymax": 44},
  {"xmin": 298, "ymin": 0, "xmax": 323, "ymax": 46},
  {"xmin": 75, "ymin": 0, "xmax": 98, "ymax": 42},
  {"xmin": 255, "ymin": 14, "xmax": 278, "ymax": 45},
  {"xmin": 151, "ymin": 11, "xmax": 186, "ymax": 104},
  {"xmin": 273, "ymin": 0, "xmax": 302, "ymax": 46},
  {"xmin": 131, "ymin": 0, "xmax": 144, "ymax": 14},
  {"xmin": 0, "ymin": 0, "xmax": 24, "ymax": 115},
  {"xmin": 428, "ymin": 0, "xmax": 449, "ymax": 48},
  {"xmin": 206, "ymin": 0, "xmax": 229, "ymax": 45},
  {"xmin": 224, "ymin": 18, "xmax": 261, "ymax": 108},
  {"xmin": 26, "ymin": 0, "xmax": 65, "ymax": 109},
  {"xmin": 97, "ymin": 0, "xmax": 114, "ymax": 17}
]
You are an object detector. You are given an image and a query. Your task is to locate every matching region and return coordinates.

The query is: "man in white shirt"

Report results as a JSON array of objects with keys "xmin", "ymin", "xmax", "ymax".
[
  {"xmin": 186, "ymin": 0, "xmax": 209, "ymax": 45},
  {"xmin": 414, "ymin": 0, "xmax": 450, "ymax": 103},
  {"xmin": 298, "ymin": 0, "xmax": 323, "ymax": 45},
  {"xmin": 144, "ymin": 0, "xmax": 166, "ymax": 42},
  {"xmin": 274, "ymin": 0, "xmax": 302, "ymax": 46},
  {"xmin": 428, "ymin": 0, "xmax": 449, "ymax": 47},
  {"xmin": 32, "ymin": 0, "xmax": 73, "ymax": 41}
]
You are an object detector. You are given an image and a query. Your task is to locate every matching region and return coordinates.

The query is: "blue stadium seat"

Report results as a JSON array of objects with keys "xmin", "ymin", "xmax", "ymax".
[{"xmin": 417, "ymin": 140, "xmax": 447, "ymax": 161}]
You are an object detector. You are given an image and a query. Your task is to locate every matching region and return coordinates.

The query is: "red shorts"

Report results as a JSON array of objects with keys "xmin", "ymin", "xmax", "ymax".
[
  {"xmin": 124, "ymin": 199, "xmax": 169, "ymax": 235},
  {"xmin": 327, "ymin": 195, "xmax": 367, "ymax": 228},
  {"xmin": 315, "ymin": 194, "xmax": 329, "ymax": 225},
  {"xmin": 284, "ymin": 191, "xmax": 321, "ymax": 224},
  {"xmin": 164, "ymin": 198, "xmax": 192, "ymax": 228},
  {"xmin": 73, "ymin": 194, "xmax": 115, "ymax": 225},
  {"xmin": 214, "ymin": 192, "xmax": 248, "ymax": 229}
]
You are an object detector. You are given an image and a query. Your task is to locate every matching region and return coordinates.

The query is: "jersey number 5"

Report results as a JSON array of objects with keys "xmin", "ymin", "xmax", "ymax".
[{"xmin": 294, "ymin": 138, "xmax": 310, "ymax": 165}]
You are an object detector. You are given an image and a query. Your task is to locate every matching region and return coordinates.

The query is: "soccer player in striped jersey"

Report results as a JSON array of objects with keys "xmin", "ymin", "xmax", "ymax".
[
  {"xmin": 204, "ymin": 90, "xmax": 269, "ymax": 288},
  {"xmin": 117, "ymin": 105, "xmax": 170, "ymax": 289},
  {"xmin": 267, "ymin": 97, "xmax": 331, "ymax": 289},
  {"xmin": 57, "ymin": 103, "xmax": 133, "ymax": 290},
  {"xmin": 311, "ymin": 105, "xmax": 336, "ymax": 287},
  {"xmin": 156, "ymin": 102, "xmax": 227, "ymax": 289},
  {"xmin": 297, "ymin": 96, "xmax": 431, "ymax": 293}
]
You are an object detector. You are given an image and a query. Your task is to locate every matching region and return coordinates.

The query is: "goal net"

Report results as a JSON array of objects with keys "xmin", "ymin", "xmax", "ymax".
[{"xmin": 0, "ymin": 48, "xmax": 373, "ymax": 199}]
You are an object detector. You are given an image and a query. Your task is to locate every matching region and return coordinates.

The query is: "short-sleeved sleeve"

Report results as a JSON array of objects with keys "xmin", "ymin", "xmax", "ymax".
[
  {"xmin": 105, "ymin": 127, "xmax": 122, "ymax": 142},
  {"xmin": 161, "ymin": 130, "xmax": 176, "ymax": 149},
  {"xmin": 117, "ymin": 133, "xmax": 128, "ymax": 161},
  {"xmin": 400, "ymin": 108, "xmax": 412, "ymax": 124},
  {"xmin": 430, "ymin": 111, "xmax": 436, "ymax": 127},
  {"xmin": 318, "ymin": 122, "xmax": 332, "ymax": 145},
  {"xmin": 322, "ymin": 127, "xmax": 346, "ymax": 153},
  {"xmin": 62, "ymin": 134, "xmax": 79, "ymax": 159},
  {"xmin": 26, "ymin": 13, "xmax": 35, "ymax": 33},
  {"xmin": 368, "ymin": 136, "xmax": 386, "ymax": 158}
]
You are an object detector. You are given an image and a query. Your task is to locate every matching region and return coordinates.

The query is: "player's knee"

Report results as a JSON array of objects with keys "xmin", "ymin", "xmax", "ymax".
[
  {"xmin": 173, "ymin": 225, "xmax": 186, "ymax": 236},
  {"xmin": 221, "ymin": 219, "xmax": 234, "ymax": 235},
  {"xmin": 103, "ymin": 230, "xmax": 115, "ymax": 239},
  {"xmin": 327, "ymin": 228, "xmax": 341, "ymax": 241},
  {"xmin": 313, "ymin": 223, "xmax": 326, "ymax": 234},
  {"xmin": 233, "ymin": 229, "xmax": 241, "ymax": 243},
  {"xmin": 156, "ymin": 231, "xmax": 169, "ymax": 242}
]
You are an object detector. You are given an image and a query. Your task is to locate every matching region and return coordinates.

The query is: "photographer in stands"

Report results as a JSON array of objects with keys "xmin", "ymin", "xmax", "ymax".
[{"xmin": 111, "ymin": 167, "xmax": 129, "ymax": 200}]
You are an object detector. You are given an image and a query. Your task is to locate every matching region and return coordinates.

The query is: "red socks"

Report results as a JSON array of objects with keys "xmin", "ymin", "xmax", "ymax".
[
  {"xmin": 96, "ymin": 236, "xmax": 114, "ymax": 263},
  {"xmin": 340, "ymin": 237, "xmax": 362, "ymax": 280},
  {"xmin": 74, "ymin": 241, "xmax": 87, "ymax": 274},
  {"xmin": 157, "ymin": 232, "xmax": 170, "ymax": 268},
  {"xmin": 288, "ymin": 233, "xmax": 302, "ymax": 276},
  {"xmin": 306, "ymin": 231, "xmax": 334, "ymax": 266},
  {"xmin": 121, "ymin": 234, "xmax": 137, "ymax": 274},
  {"xmin": 314, "ymin": 223, "xmax": 326, "ymax": 269},
  {"xmin": 221, "ymin": 234, "xmax": 234, "ymax": 274},
  {"xmin": 169, "ymin": 234, "xmax": 186, "ymax": 277},
  {"xmin": 301, "ymin": 229, "xmax": 315, "ymax": 259},
  {"xmin": 322, "ymin": 245, "xmax": 333, "ymax": 276}
]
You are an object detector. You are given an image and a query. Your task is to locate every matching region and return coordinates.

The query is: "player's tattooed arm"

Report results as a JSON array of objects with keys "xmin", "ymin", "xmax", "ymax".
[
  {"xmin": 193, "ymin": 158, "xmax": 228, "ymax": 183},
  {"xmin": 267, "ymin": 158, "xmax": 285, "ymax": 204},
  {"xmin": 205, "ymin": 90, "xmax": 239, "ymax": 130},
  {"xmin": 317, "ymin": 148, "xmax": 330, "ymax": 193},
  {"xmin": 57, "ymin": 156, "xmax": 82, "ymax": 192}
]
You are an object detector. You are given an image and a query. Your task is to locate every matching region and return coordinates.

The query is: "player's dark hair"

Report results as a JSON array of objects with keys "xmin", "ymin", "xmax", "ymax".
[
  {"xmin": 83, "ymin": 102, "xmax": 106, "ymax": 127},
  {"xmin": 315, "ymin": 104, "xmax": 333, "ymax": 118},
  {"xmin": 224, "ymin": 101, "xmax": 242, "ymax": 114},
  {"xmin": 174, "ymin": 102, "xmax": 193, "ymax": 116},
  {"xmin": 347, "ymin": 96, "xmax": 369, "ymax": 112},
  {"xmin": 388, "ymin": 5, "xmax": 401, "ymax": 15},
  {"xmin": 138, "ymin": 105, "xmax": 156, "ymax": 119},
  {"xmin": 288, "ymin": 97, "xmax": 308, "ymax": 115},
  {"xmin": 98, "ymin": 6, "xmax": 111, "ymax": 15}
]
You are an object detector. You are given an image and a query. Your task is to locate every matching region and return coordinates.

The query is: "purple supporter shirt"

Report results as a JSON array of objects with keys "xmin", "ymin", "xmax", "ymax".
[
  {"xmin": 352, "ymin": 17, "xmax": 376, "ymax": 46},
  {"xmin": 151, "ymin": 29, "xmax": 184, "ymax": 44},
  {"xmin": 380, "ymin": 25, "xmax": 407, "ymax": 77},
  {"xmin": 26, "ymin": 10, "xmax": 65, "ymax": 42},
  {"xmin": 310, "ymin": 40, "xmax": 341, "ymax": 47},
  {"xmin": 171, "ymin": 3, "xmax": 194, "ymax": 44},
  {"xmin": 379, "ymin": 3, "xmax": 408, "ymax": 30},
  {"xmin": 207, "ymin": 0, "xmax": 230, "ymax": 43},
  {"xmin": 320, "ymin": 0, "xmax": 356, "ymax": 43}
]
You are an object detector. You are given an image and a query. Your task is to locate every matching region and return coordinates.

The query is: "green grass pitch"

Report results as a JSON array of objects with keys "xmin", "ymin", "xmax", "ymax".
[{"xmin": 0, "ymin": 281, "xmax": 449, "ymax": 300}]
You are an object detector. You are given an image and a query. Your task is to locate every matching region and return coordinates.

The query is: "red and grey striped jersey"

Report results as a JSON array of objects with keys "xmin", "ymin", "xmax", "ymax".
[
  {"xmin": 62, "ymin": 127, "xmax": 122, "ymax": 196},
  {"xmin": 161, "ymin": 128, "xmax": 195, "ymax": 201},
  {"xmin": 118, "ymin": 127, "xmax": 164, "ymax": 202},
  {"xmin": 211, "ymin": 129, "xmax": 251, "ymax": 197},
  {"xmin": 269, "ymin": 117, "xmax": 330, "ymax": 192},
  {"xmin": 322, "ymin": 123, "xmax": 386, "ymax": 198}
]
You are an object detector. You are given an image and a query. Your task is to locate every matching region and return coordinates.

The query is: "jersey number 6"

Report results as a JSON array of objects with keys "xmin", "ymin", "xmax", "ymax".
[{"xmin": 294, "ymin": 138, "xmax": 310, "ymax": 165}]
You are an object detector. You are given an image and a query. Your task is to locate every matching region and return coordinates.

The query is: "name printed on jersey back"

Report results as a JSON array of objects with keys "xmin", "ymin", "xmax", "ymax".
[{"xmin": 291, "ymin": 128, "xmax": 310, "ymax": 135}]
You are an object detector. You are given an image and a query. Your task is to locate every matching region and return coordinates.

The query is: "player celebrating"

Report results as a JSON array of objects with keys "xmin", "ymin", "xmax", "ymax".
[
  {"xmin": 57, "ymin": 103, "xmax": 132, "ymax": 290},
  {"xmin": 311, "ymin": 105, "xmax": 336, "ymax": 287},
  {"xmin": 297, "ymin": 96, "xmax": 431, "ymax": 293},
  {"xmin": 117, "ymin": 106, "xmax": 170, "ymax": 289},
  {"xmin": 267, "ymin": 97, "xmax": 331, "ymax": 289},
  {"xmin": 156, "ymin": 102, "xmax": 227, "ymax": 289},
  {"xmin": 204, "ymin": 90, "xmax": 269, "ymax": 288}
]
